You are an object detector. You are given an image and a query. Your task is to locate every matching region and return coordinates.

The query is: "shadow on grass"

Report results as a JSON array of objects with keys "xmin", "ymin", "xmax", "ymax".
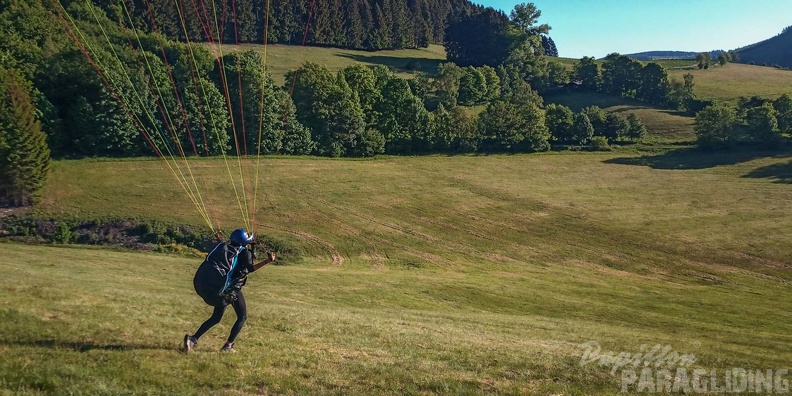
[
  {"xmin": 3, "ymin": 340, "xmax": 172, "ymax": 352},
  {"xmin": 743, "ymin": 160, "xmax": 792, "ymax": 183},
  {"xmin": 603, "ymin": 148, "xmax": 792, "ymax": 170},
  {"xmin": 336, "ymin": 53, "xmax": 442, "ymax": 74}
]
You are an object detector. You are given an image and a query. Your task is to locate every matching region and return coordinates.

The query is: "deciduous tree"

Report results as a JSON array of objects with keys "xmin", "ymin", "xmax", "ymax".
[
  {"xmin": 545, "ymin": 103, "xmax": 574, "ymax": 143},
  {"xmin": 747, "ymin": 102, "xmax": 781, "ymax": 148},
  {"xmin": 695, "ymin": 104, "xmax": 736, "ymax": 149},
  {"xmin": 772, "ymin": 94, "xmax": 792, "ymax": 134},
  {"xmin": 574, "ymin": 57, "xmax": 600, "ymax": 91},
  {"xmin": 570, "ymin": 112, "xmax": 594, "ymax": 145}
]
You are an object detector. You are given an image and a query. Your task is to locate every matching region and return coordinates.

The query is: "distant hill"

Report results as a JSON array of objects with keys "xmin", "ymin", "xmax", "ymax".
[
  {"xmin": 737, "ymin": 26, "xmax": 792, "ymax": 68},
  {"xmin": 621, "ymin": 50, "xmax": 723, "ymax": 61},
  {"xmin": 622, "ymin": 51, "xmax": 697, "ymax": 61}
]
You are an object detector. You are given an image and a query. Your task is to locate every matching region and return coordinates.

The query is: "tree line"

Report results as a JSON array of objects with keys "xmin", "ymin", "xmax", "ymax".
[
  {"xmin": 0, "ymin": 0, "xmax": 645, "ymax": 156},
  {"xmin": 90, "ymin": 0, "xmax": 478, "ymax": 51},
  {"xmin": 570, "ymin": 54, "xmax": 697, "ymax": 110},
  {"xmin": 0, "ymin": 0, "xmax": 641, "ymax": 206},
  {"xmin": 695, "ymin": 95, "xmax": 792, "ymax": 149}
]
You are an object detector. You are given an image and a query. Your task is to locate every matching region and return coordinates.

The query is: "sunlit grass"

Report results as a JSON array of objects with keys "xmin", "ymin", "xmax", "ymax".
[
  {"xmin": 209, "ymin": 43, "xmax": 447, "ymax": 85},
  {"xmin": 542, "ymin": 91, "xmax": 695, "ymax": 142},
  {"xmin": 668, "ymin": 63, "xmax": 792, "ymax": 103}
]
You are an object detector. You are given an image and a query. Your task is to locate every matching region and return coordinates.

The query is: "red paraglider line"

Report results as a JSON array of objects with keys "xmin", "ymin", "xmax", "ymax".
[
  {"xmin": 50, "ymin": 1, "xmax": 214, "ymax": 230},
  {"xmin": 175, "ymin": 0, "xmax": 223, "ymax": 228},
  {"xmin": 252, "ymin": 0, "xmax": 315, "ymax": 233},
  {"xmin": 193, "ymin": 0, "xmax": 253, "ymax": 230},
  {"xmin": 187, "ymin": 0, "xmax": 222, "ymax": 157},
  {"xmin": 251, "ymin": 0, "xmax": 272, "ymax": 233},
  {"xmin": 216, "ymin": 0, "xmax": 245, "ymax": 162},
  {"xmin": 50, "ymin": 3, "xmax": 159, "ymax": 157},
  {"xmin": 138, "ymin": 0, "xmax": 200, "ymax": 157},
  {"xmin": 231, "ymin": 0, "xmax": 248, "ymax": 157},
  {"xmin": 230, "ymin": 0, "xmax": 256, "ymax": 233},
  {"xmin": 288, "ymin": 0, "xmax": 317, "ymax": 102}
]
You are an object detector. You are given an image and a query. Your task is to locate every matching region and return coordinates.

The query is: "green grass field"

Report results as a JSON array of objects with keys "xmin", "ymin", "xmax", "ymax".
[
  {"xmin": 2, "ymin": 153, "xmax": 792, "ymax": 394},
  {"xmin": 212, "ymin": 43, "xmax": 447, "ymax": 85},
  {"xmin": 541, "ymin": 90, "xmax": 695, "ymax": 142},
  {"xmin": 668, "ymin": 63, "xmax": 792, "ymax": 103},
  {"xmin": 544, "ymin": 62, "xmax": 792, "ymax": 143}
]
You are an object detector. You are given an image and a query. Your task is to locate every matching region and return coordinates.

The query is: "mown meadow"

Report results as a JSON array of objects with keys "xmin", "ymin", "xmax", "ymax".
[{"xmin": 2, "ymin": 152, "xmax": 791, "ymax": 394}]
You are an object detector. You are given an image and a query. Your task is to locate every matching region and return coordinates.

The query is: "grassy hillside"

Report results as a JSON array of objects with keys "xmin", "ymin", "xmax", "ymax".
[
  {"xmin": 546, "ymin": 61, "xmax": 792, "ymax": 142},
  {"xmin": 36, "ymin": 154, "xmax": 792, "ymax": 269},
  {"xmin": 3, "ymin": 153, "xmax": 792, "ymax": 394},
  {"xmin": 542, "ymin": 90, "xmax": 695, "ymax": 142},
  {"xmin": 212, "ymin": 43, "xmax": 447, "ymax": 85},
  {"xmin": 668, "ymin": 63, "xmax": 792, "ymax": 103}
]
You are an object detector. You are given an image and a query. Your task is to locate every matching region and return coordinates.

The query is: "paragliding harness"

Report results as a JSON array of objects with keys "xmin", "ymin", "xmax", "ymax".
[{"xmin": 193, "ymin": 243, "xmax": 251, "ymax": 306}]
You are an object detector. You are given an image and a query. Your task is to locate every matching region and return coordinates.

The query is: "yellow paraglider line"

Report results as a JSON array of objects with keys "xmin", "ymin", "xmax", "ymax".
[
  {"xmin": 114, "ymin": 0, "xmax": 214, "ymax": 232},
  {"xmin": 174, "ymin": 0, "xmax": 254, "ymax": 232},
  {"xmin": 207, "ymin": 0, "xmax": 253, "ymax": 231},
  {"xmin": 52, "ymin": 0, "xmax": 322, "ymax": 235},
  {"xmin": 50, "ymin": 1, "xmax": 214, "ymax": 231},
  {"xmin": 252, "ymin": 0, "xmax": 272, "ymax": 234},
  {"xmin": 83, "ymin": 2, "xmax": 213, "ymax": 229},
  {"xmin": 230, "ymin": 0, "xmax": 257, "ymax": 235}
]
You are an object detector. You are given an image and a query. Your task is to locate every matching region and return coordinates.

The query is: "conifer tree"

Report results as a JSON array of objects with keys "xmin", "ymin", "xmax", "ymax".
[
  {"xmin": 0, "ymin": 68, "xmax": 51, "ymax": 206},
  {"xmin": 345, "ymin": 0, "xmax": 366, "ymax": 49}
]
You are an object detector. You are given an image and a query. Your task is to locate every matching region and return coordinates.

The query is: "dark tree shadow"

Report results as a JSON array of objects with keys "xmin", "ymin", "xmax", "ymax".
[
  {"xmin": 743, "ymin": 160, "xmax": 792, "ymax": 183},
  {"xmin": 604, "ymin": 148, "xmax": 792, "ymax": 170},
  {"xmin": 336, "ymin": 53, "xmax": 443, "ymax": 74},
  {"xmin": 2, "ymin": 339, "xmax": 173, "ymax": 352}
]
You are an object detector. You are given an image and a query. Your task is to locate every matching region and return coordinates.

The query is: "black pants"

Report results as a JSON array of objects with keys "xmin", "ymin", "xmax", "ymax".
[{"xmin": 193, "ymin": 290, "xmax": 247, "ymax": 344}]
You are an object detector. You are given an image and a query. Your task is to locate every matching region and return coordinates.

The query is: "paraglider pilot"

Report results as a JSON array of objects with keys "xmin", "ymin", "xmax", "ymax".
[{"xmin": 184, "ymin": 228, "xmax": 275, "ymax": 353}]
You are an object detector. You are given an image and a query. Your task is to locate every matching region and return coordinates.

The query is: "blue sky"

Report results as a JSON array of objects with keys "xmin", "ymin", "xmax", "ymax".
[{"xmin": 474, "ymin": 0, "xmax": 792, "ymax": 58}]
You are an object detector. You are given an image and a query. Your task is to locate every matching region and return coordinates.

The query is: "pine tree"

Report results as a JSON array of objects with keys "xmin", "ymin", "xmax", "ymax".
[
  {"xmin": 310, "ymin": 0, "xmax": 336, "ymax": 46},
  {"xmin": 277, "ymin": 91, "xmax": 315, "ymax": 155},
  {"xmin": 357, "ymin": 0, "xmax": 376, "ymax": 50},
  {"xmin": 372, "ymin": 1, "xmax": 393, "ymax": 49},
  {"xmin": 343, "ymin": 0, "xmax": 363, "ymax": 48},
  {"xmin": 541, "ymin": 36, "xmax": 558, "ymax": 57},
  {"xmin": 341, "ymin": 64, "xmax": 382, "ymax": 126},
  {"xmin": 625, "ymin": 113, "xmax": 647, "ymax": 141},
  {"xmin": 410, "ymin": 0, "xmax": 431, "ymax": 47},
  {"xmin": 180, "ymin": 0, "xmax": 206, "ymax": 41},
  {"xmin": 0, "ymin": 68, "xmax": 51, "ymax": 206},
  {"xmin": 480, "ymin": 65, "xmax": 501, "ymax": 101},
  {"xmin": 323, "ymin": 73, "xmax": 366, "ymax": 157},
  {"xmin": 234, "ymin": 0, "xmax": 257, "ymax": 42},
  {"xmin": 391, "ymin": 0, "xmax": 413, "ymax": 48}
]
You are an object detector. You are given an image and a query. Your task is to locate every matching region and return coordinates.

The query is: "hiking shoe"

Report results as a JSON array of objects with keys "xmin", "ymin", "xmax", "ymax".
[
  {"xmin": 220, "ymin": 342, "xmax": 236, "ymax": 353},
  {"xmin": 183, "ymin": 334, "xmax": 198, "ymax": 353}
]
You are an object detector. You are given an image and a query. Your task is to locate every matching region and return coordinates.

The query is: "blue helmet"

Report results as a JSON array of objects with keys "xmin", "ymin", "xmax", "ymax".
[{"xmin": 229, "ymin": 228, "xmax": 255, "ymax": 246}]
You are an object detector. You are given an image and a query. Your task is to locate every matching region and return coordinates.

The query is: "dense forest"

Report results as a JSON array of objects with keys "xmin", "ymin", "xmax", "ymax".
[
  {"xmin": 84, "ymin": 0, "xmax": 479, "ymax": 51},
  {"xmin": 736, "ymin": 26, "xmax": 792, "ymax": 69}
]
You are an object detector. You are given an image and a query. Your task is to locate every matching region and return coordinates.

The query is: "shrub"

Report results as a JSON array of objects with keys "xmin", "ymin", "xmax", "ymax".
[
  {"xmin": 51, "ymin": 222, "xmax": 72, "ymax": 244},
  {"xmin": 590, "ymin": 136, "xmax": 612, "ymax": 151}
]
